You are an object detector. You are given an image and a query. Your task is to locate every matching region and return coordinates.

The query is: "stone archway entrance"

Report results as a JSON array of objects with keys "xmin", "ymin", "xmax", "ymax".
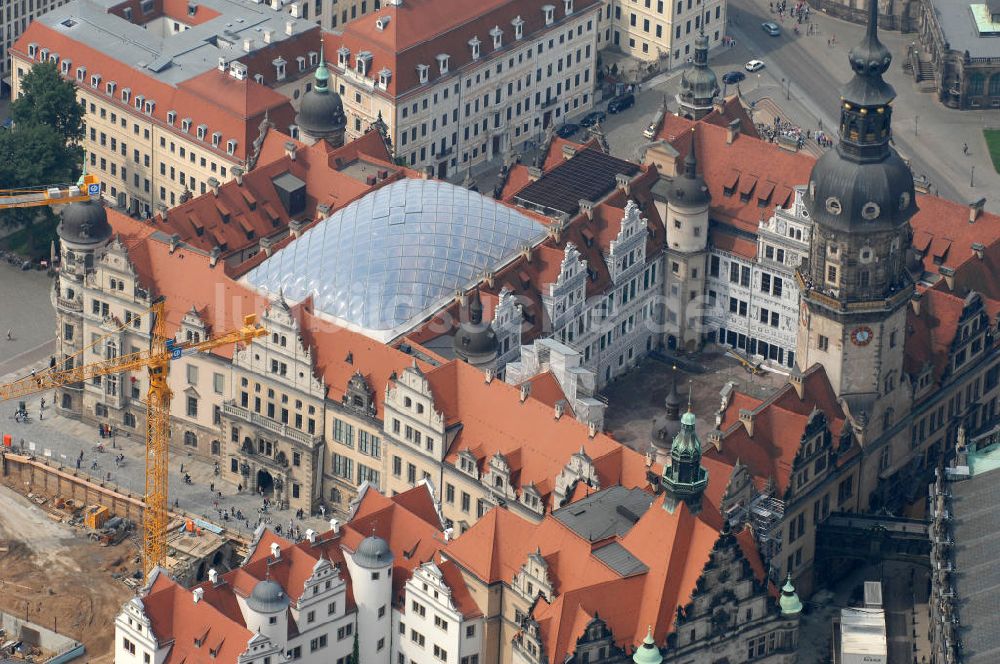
[{"xmin": 257, "ymin": 469, "xmax": 275, "ymax": 496}]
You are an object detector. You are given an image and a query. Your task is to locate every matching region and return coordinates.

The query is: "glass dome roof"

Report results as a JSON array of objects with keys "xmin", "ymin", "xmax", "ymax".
[{"xmin": 245, "ymin": 179, "xmax": 546, "ymax": 338}]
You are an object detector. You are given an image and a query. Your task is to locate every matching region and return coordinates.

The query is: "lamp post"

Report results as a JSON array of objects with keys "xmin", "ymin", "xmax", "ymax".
[
  {"xmin": 914, "ymin": 115, "xmax": 919, "ymax": 135},
  {"xmin": 971, "ymin": 165, "xmax": 975, "ymax": 187}
]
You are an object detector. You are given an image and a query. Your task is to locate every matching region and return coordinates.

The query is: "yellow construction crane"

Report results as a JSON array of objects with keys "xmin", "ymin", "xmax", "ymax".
[
  {"xmin": 0, "ymin": 172, "xmax": 102, "ymax": 209},
  {"xmin": 0, "ymin": 298, "xmax": 266, "ymax": 578}
]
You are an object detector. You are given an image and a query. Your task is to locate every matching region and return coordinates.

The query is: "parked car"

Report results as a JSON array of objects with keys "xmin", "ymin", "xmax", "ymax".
[
  {"xmin": 607, "ymin": 93, "xmax": 635, "ymax": 114},
  {"xmin": 761, "ymin": 21, "xmax": 781, "ymax": 36},
  {"xmin": 580, "ymin": 110, "xmax": 607, "ymax": 127},
  {"xmin": 643, "ymin": 108, "xmax": 666, "ymax": 139},
  {"xmin": 722, "ymin": 70, "xmax": 746, "ymax": 85},
  {"xmin": 745, "ymin": 59, "xmax": 766, "ymax": 72},
  {"xmin": 556, "ymin": 123, "xmax": 580, "ymax": 138}
]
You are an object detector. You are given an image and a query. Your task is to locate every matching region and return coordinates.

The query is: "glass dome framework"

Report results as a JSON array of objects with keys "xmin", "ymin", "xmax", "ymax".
[{"xmin": 245, "ymin": 179, "xmax": 547, "ymax": 340}]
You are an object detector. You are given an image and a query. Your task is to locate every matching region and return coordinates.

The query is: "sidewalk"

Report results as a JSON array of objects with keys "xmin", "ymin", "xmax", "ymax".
[{"xmin": 1, "ymin": 394, "xmax": 333, "ymax": 543}]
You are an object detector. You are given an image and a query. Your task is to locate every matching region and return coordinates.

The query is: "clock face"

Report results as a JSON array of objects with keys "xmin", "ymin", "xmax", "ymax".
[{"xmin": 851, "ymin": 326, "xmax": 874, "ymax": 346}]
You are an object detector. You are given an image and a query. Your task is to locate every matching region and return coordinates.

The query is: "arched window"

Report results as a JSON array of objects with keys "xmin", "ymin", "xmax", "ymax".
[
  {"xmin": 211, "ymin": 440, "xmax": 221, "ymax": 455},
  {"xmin": 123, "ymin": 412, "xmax": 136, "ymax": 428},
  {"xmin": 989, "ymin": 74, "xmax": 1000, "ymax": 97},
  {"xmin": 969, "ymin": 73, "xmax": 985, "ymax": 96},
  {"xmin": 184, "ymin": 431, "xmax": 197, "ymax": 447}
]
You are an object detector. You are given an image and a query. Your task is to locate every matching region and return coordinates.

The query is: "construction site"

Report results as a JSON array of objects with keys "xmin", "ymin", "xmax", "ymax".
[{"xmin": 0, "ymin": 451, "xmax": 248, "ymax": 662}]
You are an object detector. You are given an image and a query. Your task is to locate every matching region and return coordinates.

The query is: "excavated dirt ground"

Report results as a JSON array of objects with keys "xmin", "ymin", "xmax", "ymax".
[{"xmin": 0, "ymin": 479, "xmax": 134, "ymax": 662}]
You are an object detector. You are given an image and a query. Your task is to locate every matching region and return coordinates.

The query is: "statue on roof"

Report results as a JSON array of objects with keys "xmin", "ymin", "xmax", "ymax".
[{"xmin": 248, "ymin": 109, "xmax": 272, "ymax": 172}]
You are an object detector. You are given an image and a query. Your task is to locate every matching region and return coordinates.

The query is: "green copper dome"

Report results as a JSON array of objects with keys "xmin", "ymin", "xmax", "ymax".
[
  {"xmin": 779, "ymin": 574, "xmax": 803, "ymax": 616},
  {"xmin": 680, "ymin": 411, "xmax": 696, "ymax": 427},
  {"xmin": 632, "ymin": 627, "xmax": 662, "ymax": 664}
]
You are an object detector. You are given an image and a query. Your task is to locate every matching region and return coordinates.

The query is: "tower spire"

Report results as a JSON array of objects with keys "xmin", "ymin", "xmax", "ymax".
[{"xmin": 684, "ymin": 128, "xmax": 698, "ymax": 179}]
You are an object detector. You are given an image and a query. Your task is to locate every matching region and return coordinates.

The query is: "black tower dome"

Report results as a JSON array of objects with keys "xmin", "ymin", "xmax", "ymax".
[
  {"xmin": 296, "ymin": 44, "xmax": 347, "ymax": 143},
  {"xmin": 804, "ymin": 0, "xmax": 917, "ymax": 234},
  {"xmin": 58, "ymin": 199, "xmax": 112, "ymax": 246}
]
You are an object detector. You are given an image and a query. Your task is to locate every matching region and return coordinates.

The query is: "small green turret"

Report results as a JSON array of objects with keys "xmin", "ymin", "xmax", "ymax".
[
  {"xmin": 779, "ymin": 573, "xmax": 803, "ymax": 616},
  {"xmin": 632, "ymin": 627, "xmax": 662, "ymax": 664}
]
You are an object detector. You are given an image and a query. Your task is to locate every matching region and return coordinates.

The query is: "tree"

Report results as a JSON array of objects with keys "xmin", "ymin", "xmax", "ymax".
[
  {"xmin": 350, "ymin": 630, "xmax": 360, "ymax": 664},
  {"xmin": 0, "ymin": 61, "xmax": 84, "ymax": 243},
  {"xmin": 11, "ymin": 60, "xmax": 85, "ymax": 144}
]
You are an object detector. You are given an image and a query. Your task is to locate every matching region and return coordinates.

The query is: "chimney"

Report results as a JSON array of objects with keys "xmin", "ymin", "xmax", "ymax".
[
  {"xmin": 208, "ymin": 176, "xmax": 220, "ymax": 196},
  {"xmin": 969, "ymin": 197, "xmax": 986, "ymax": 223},
  {"xmin": 527, "ymin": 166, "xmax": 542, "ymax": 181},
  {"xmin": 520, "ymin": 382, "xmax": 531, "ymax": 402},
  {"xmin": 520, "ymin": 244, "xmax": 532, "ymax": 262},
  {"xmin": 270, "ymin": 542, "xmax": 281, "ymax": 560},
  {"xmin": 614, "ymin": 173, "xmax": 630, "ymax": 194},
  {"xmin": 289, "ymin": 219, "xmax": 306, "ymax": 237},
  {"xmin": 233, "ymin": 166, "xmax": 244, "ymax": 185},
  {"xmin": 316, "ymin": 203, "xmax": 331, "ymax": 219},
  {"xmin": 285, "ymin": 19, "xmax": 296, "ymax": 36},
  {"xmin": 209, "ymin": 246, "xmax": 222, "ymax": 267},
  {"xmin": 305, "ymin": 528, "xmax": 317, "ymax": 543},
  {"xmin": 193, "ymin": 588, "xmax": 204, "ymax": 603},
  {"xmin": 169, "ymin": 234, "xmax": 182, "ymax": 253},
  {"xmin": 713, "ymin": 98, "xmax": 726, "ymax": 114},
  {"xmin": 972, "ymin": 242, "xmax": 985, "ymax": 259},
  {"xmin": 263, "ymin": 28, "xmax": 275, "ymax": 44},
  {"xmin": 485, "ymin": 368, "xmax": 494, "ymax": 384},
  {"xmin": 443, "ymin": 527, "xmax": 454, "ymax": 542},
  {"xmin": 726, "ymin": 118, "xmax": 741, "ymax": 144},
  {"xmin": 910, "ymin": 290, "xmax": 923, "ymax": 316},
  {"xmin": 588, "ymin": 420, "xmax": 598, "ymax": 439},
  {"xmin": 554, "ymin": 400, "xmax": 565, "ymax": 419},
  {"xmin": 738, "ymin": 409, "xmax": 753, "ymax": 436},
  {"xmin": 217, "ymin": 57, "xmax": 227, "ymax": 72},
  {"xmin": 284, "ymin": 141, "xmax": 297, "ymax": 161},
  {"xmin": 788, "ymin": 369, "xmax": 803, "ymax": 398},
  {"xmin": 208, "ymin": 568, "xmax": 219, "ymax": 584},
  {"xmin": 579, "ymin": 199, "xmax": 594, "ymax": 220},
  {"xmin": 259, "ymin": 236, "xmax": 274, "ymax": 257},
  {"xmin": 423, "ymin": 165, "xmax": 435, "ymax": 179},
  {"xmin": 243, "ymin": 37, "xmax": 254, "ymax": 53},
  {"xmin": 561, "ymin": 144, "xmax": 577, "ymax": 160},
  {"xmin": 939, "ymin": 265, "xmax": 955, "ymax": 291},
  {"xmin": 330, "ymin": 518, "xmax": 341, "ymax": 534}
]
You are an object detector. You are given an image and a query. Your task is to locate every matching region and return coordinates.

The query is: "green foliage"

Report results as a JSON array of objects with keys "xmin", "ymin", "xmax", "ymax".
[
  {"xmin": 0, "ymin": 61, "xmax": 84, "ymax": 241},
  {"xmin": 984, "ymin": 129, "xmax": 1000, "ymax": 174},
  {"xmin": 11, "ymin": 60, "xmax": 85, "ymax": 144},
  {"xmin": 351, "ymin": 629, "xmax": 360, "ymax": 664}
]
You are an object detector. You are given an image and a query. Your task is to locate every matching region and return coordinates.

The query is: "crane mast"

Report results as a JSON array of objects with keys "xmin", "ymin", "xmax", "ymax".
[{"xmin": 0, "ymin": 297, "xmax": 266, "ymax": 578}]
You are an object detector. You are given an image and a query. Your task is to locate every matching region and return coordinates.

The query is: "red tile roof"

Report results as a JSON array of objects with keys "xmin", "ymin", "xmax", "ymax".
[
  {"xmin": 12, "ymin": 21, "xmax": 316, "ymax": 160},
  {"xmin": 326, "ymin": 0, "xmax": 601, "ymax": 98}
]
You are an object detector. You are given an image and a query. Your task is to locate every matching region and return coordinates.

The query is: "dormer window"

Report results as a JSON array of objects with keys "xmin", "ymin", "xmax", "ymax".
[
  {"xmin": 121, "ymin": 88, "xmax": 131, "ymax": 104},
  {"xmin": 469, "ymin": 36, "xmax": 481, "ymax": 60},
  {"xmin": 212, "ymin": 131, "xmax": 222, "ymax": 147},
  {"xmin": 40, "ymin": 48, "xmax": 49, "ymax": 61},
  {"xmin": 564, "ymin": 0, "xmax": 574, "ymax": 15},
  {"xmin": 167, "ymin": 110, "xmax": 176, "ymax": 125},
  {"xmin": 144, "ymin": 100, "xmax": 155, "ymax": 115},
  {"xmin": 90, "ymin": 74, "xmax": 101, "ymax": 88},
  {"xmin": 273, "ymin": 57, "xmax": 287, "ymax": 81},
  {"xmin": 296, "ymin": 55, "xmax": 306, "ymax": 72},
  {"xmin": 416, "ymin": 64, "xmax": 429, "ymax": 84},
  {"xmin": 542, "ymin": 4, "xmax": 555, "ymax": 25},
  {"xmin": 61, "ymin": 60, "xmax": 71, "ymax": 75},
  {"xmin": 338, "ymin": 46, "xmax": 350, "ymax": 68},
  {"xmin": 181, "ymin": 117, "xmax": 192, "ymax": 133},
  {"xmin": 254, "ymin": 73, "xmax": 264, "ymax": 84},
  {"xmin": 27, "ymin": 44, "xmax": 37, "ymax": 58},
  {"xmin": 309, "ymin": 51, "xmax": 318, "ymax": 67},
  {"xmin": 76, "ymin": 66, "xmax": 86, "ymax": 82},
  {"xmin": 379, "ymin": 67, "xmax": 392, "ymax": 87},
  {"xmin": 436, "ymin": 53, "xmax": 450, "ymax": 75},
  {"xmin": 490, "ymin": 26, "xmax": 503, "ymax": 49},
  {"xmin": 134, "ymin": 94, "xmax": 144, "ymax": 110},
  {"xmin": 512, "ymin": 16, "xmax": 525, "ymax": 40},
  {"xmin": 227, "ymin": 139, "xmax": 237, "ymax": 155},
  {"xmin": 106, "ymin": 81, "xmax": 116, "ymax": 95},
  {"xmin": 48, "ymin": 53, "xmax": 59, "ymax": 64},
  {"xmin": 356, "ymin": 51, "xmax": 372, "ymax": 76},
  {"xmin": 197, "ymin": 124, "xmax": 208, "ymax": 140}
]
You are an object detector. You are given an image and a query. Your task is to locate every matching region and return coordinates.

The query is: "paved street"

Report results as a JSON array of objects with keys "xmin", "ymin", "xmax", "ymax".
[{"xmin": 0, "ymin": 266, "xmax": 330, "ymax": 543}]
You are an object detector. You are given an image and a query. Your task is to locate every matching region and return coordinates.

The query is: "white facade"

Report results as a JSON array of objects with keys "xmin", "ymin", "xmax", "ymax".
[
  {"xmin": 504, "ymin": 337, "xmax": 607, "ymax": 429},
  {"xmin": 705, "ymin": 188, "xmax": 811, "ymax": 370},
  {"xmin": 396, "ymin": 562, "xmax": 484, "ymax": 664},
  {"xmin": 115, "ymin": 539, "xmax": 484, "ymax": 664},
  {"xmin": 331, "ymin": 2, "xmax": 601, "ymax": 178},
  {"xmin": 494, "ymin": 199, "xmax": 663, "ymax": 389}
]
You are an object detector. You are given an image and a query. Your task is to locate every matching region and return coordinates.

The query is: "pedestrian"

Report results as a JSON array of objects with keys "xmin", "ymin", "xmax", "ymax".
[
  {"xmin": 180, "ymin": 462, "xmax": 184, "ymax": 473},
  {"xmin": 238, "ymin": 483, "xmax": 243, "ymax": 492},
  {"xmin": 963, "ymin": 143, "xmax": 969, "ymax": 155},
  {"xmin": 210, "ymin": 482, "xmax": 215, "ymax": 492},
  {"xmin": 5, "ymin": 329, "xmax": 11, "ymax": 341}
]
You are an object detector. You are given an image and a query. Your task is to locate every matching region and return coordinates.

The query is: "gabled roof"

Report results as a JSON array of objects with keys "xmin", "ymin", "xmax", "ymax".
[{"xmin": 326, "ymin": 0, "xmax": 601, "ymax": 98}]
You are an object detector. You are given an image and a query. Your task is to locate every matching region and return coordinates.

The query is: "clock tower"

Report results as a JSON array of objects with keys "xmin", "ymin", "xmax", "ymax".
[{"xmin": 795, "ymin": 0, "xmax": 917, "ymax": 427}]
